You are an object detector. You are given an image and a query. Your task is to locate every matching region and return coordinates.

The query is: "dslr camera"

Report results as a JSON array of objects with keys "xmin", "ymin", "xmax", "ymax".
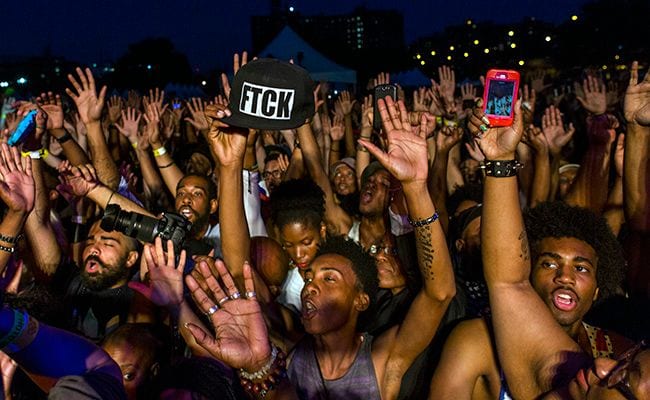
[{"xmin": 101, "ymin": 204, "xmax": 192, "ymax": 253}]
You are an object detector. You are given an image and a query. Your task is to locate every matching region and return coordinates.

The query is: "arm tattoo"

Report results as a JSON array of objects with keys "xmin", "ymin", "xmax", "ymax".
[
  {"xmin": 518, "ymin": 230, "xmax": 530, "ymax": 261},
  {"xmin": 415, "ymin": 224, "xmax": 436, "ymax": 279}
]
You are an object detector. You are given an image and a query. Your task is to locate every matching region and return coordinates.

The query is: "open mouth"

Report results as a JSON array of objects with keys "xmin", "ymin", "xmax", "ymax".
[
  {"xmin": 85, "ymin": 260, "xmax": 102, "ymax": 274},
  {"xmin": 552, "ymin": 289, "xmax": 578, "ymax": 312},
  {"xmin": 301, "ymin": 299, "xmax": 317, "ymax": 319},
  {"xmin": 179, "ymin": 206, "xmax": 194, "ymax": 220}
]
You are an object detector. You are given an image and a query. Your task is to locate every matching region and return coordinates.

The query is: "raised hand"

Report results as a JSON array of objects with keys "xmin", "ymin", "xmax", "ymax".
[
  {"xmin": 185, "ymin": 97, "xmax": 209, "ymax": 131},
  {"xmin": 541, "ymin": 105, "xmax": 575, "ymax": 157},
  {"xmin": 144, "ymin": 103, "xmax": 167, "ymax": 148},
  {"xmin": 221, "ymin": 51, "xmax": 249, "ymax": 99},
  {"xmin": 0, "ymin": 143, "xmax": 34, "ymax": 213},
  {"xmin": 313, "ymin": 83, "xmax": 325, "ymax": 113},
  {"xmin": 35, "ymin": 92, "xmax": 64, "ymax": 130},
  {"xmin": 624, "ymin": 61, "xmax": 650, "ymax": 125},
  {"xmin": 413, "ymin": 87, "xmax": 430, "ymax": 112},
  {"xmin": 361, "ymin": 94, "xmax": 373, "ymax": 130},
  {"xmin": 106, "ymin": 95, "xmax": 122, "ymax": 125},
  {"xmin": 337, "ymin": 91, "xmax": 356, "ymax": 115},
  {"xmin": 185, "ymin": 260, "xmax": 271, "ymax": 372},
  {"xmin": 372, "ymin": 72, "xmax": 390, "ymax": 88},
  {"xmin": 65, "ymin": 67, "xmax": 107, "ymax": 125},
  {"xmin": 437, "ymin": 65, "xmax": 456, "ymax": 104},
  {"xmin": 358, "ymin": 96, "xmax": 429, "ymax": 185},
  {"xmin": 520, "ymin": 84, "xmax": 536, "ymax": 126},
  {"xmin": 436, "ymin": 125, "xmax": 463, "ymax": 153},
  {"xmin": 145, "ymin": 88, "xmax": 165, "ymax": 114},
  {"xmin": 129, "ymin": 238, "xmax": 186, "ymax": 309},
  {"xmin": 460, "ymin": 83, "xmax": 476, "ymax": 101},
  {"xmin": 576, "ymin": 75, "xmax": 607, "ymax": 115},
  {"xmin": 329, "ymin": 114, "xmax": 344, "ymax": 141},
  {"xmin": 465, "ymin": 140, "xmax": 486, "ymax": 162},
  {"xmin": 204, "ymin": 104, "xmax": 247, "ymax": 168},
  {"xmin": 522, "ymin": 124, "xmax": 549, "ymax": 154},
  {"xmin": 468, "ymin": 98, "xmax": 524, "ymax": 160},
  {"xmin": 115, "ymin": 107, "xmax": 142, "ymax": 143},
  {"xmin": 126, "ymin": 90, "xmax": 141, "ymax": 111},
  {"xmin": 58, "ymin": 162, "xmax": 100, "ymax": 197}
]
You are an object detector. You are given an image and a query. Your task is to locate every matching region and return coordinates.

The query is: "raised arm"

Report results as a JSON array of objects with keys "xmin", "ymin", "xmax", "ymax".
[
  {"xmin": 359, "ymin": 97, "xmax": 455, "ymax": 399},
  {"xmin": 37, "ymin": 92, "xmax": 89, "ymax": 166},
  {"xmin": 65, "ymin": 67, "xmax": 119, "ymax": 190},
  {"xmin": 297, "ymin": 121, "xmax": 352, "ymax": 235},
  {"xmin": 23, "ymin": 111, "xmax": 62, "ymax": 280},
  {"xmin": 204, "ymin": 104, "xmax": 250, "ymax": 285},
  {"xmin": 0, "ymin": 144, "xmax": 34, "ymax": 276},
  {"xmin": 468, "ymin": 99, "xmax": 586, "ymax": 398}
]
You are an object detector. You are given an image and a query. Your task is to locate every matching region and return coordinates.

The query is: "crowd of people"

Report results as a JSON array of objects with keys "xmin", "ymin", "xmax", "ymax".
[{"xmin": 0, "ymin": 49, "xmax": 647, "ymax": 400}]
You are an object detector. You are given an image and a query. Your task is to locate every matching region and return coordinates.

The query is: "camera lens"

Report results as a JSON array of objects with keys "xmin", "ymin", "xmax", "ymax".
[{"xmin": 101, "ymin": 204, "xmax": 160, "ymax": 243}]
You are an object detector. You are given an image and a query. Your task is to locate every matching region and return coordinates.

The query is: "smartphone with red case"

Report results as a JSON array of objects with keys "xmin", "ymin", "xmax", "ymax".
[{"xmin": 482, "ymin": 69, "xmax": 520, "ymax": 127}]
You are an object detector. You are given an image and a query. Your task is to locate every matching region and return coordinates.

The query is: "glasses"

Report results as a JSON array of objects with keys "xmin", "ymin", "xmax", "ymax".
[
  {"xmin": 606, "ymin": 340, "xmax": 647, "ymax": 400},
  {"xmin": 262, "ymin": 170, "xmax": 283, "ymax": 180},
  {"xmin": 369, "ymin": 244, "xmax": 397, "ymax": 257}
]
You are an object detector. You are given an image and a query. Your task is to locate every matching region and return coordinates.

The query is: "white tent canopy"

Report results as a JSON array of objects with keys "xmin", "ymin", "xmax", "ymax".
[{"xmin": 258, "ymin": 26, "xmax": 357, "ymax": 84}]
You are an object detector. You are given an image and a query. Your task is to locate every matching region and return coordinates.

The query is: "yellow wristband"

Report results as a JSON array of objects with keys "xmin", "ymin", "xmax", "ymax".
[
  {"xmin": 131, "ymin": 142, "xmax": 138, "ymax": 149},
  {"xmin": 153, "ymin": 147, "xmax": 167, "ymax": 157},
  {"xmin": 21, "ymin": 149, "xmax": 47, "ymax": 159}
]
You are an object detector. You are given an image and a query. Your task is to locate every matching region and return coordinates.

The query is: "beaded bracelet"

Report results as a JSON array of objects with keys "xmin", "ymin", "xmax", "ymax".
[
  {"xmin": 0, "ymin": 233, "xmax": 22, "ymax": 244},
  {"xmin": 408, "ymin": 212, "xmax": 439, "ymax": 227},
  {"xmin": 239, "ymin": 344, "xmax": 288, "ymax": 399},
  {"xmin": 0, "ymin": 244, "xmax": 14, "ymax": 254}
]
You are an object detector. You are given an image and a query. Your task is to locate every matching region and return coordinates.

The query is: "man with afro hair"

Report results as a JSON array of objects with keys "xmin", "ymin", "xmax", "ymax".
[{"xmin": 430, "ymin": 201, "xmax": 634, "ymax": 400}]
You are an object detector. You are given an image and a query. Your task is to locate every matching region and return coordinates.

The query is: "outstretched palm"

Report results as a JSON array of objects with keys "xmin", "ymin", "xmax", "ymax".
[
  {"xmin": 129, "ymin": 239, "xmax": 185, "ymax": 308},
  {"xmin": 65, "ymin": 67, "xmax": 106, "ymax": 124},
  {"xmin": 359, "ymin": 97, "xmax": 428, "ymax": 185},
  {"xmin": 0, "ymin": 144, "xmax": 34, "ymax": 213},
  {"xmin": 624, "ymin": 61, "xmax": 650, "ymax": 126},
  {"xmin": 185, "ymin": 260, "xmax": 271, "ymax": 372}
]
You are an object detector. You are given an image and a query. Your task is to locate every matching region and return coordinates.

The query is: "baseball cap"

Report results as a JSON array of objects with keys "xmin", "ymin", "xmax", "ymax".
[
  {"xmin": 330, "ymin": 157, "xmax": 356, "ymax": 179},
  {"xmin": 222, "ymin": 59, "xmax": 315, "ymax": 130},
  {"xmin": 360, "ymin": 161, "xmax": 388, "ymax": 187}
]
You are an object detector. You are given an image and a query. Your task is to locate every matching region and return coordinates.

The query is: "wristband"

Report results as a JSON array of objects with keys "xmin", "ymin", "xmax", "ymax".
[
  {"xmin": 0, "ymin": 310, "xmax": 27, "ymax": 349},
  {"xmin": 131, "ymin": 142, "xmax": 138, "ymax": 149},
  {"xmin": 408, "ymin": 212, "xmax": 439, "ymax": 227},
  {"xmin": 158, "ymin": 161, "xmax": 175, "ymax": 169},
  {"xmin": 21, "ymin": 148, "xmax": 47, "ymax": 159},
  {"xmin": 1, "ymin": 310, "xmax": 39, "ymax": 354},
  {"xmin": 480, "ymin": 160, "xmax": 523, "ymax": 177},
  {"xmin": 55, "ymin": 130, "xmax": 73, "ymax": 144},
  {"xmin": 153, "ymin": 146, "xmax": 167, "ymax": 157},
  {"xmin": 0, "ymin": 233, "xmax": 22, "ymax": 244}
]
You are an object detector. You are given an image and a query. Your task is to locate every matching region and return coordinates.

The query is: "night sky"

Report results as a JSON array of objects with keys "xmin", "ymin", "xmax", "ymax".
[{"xmin": 1, "ymin": 0, "xmax": 590, "ymax": 71}]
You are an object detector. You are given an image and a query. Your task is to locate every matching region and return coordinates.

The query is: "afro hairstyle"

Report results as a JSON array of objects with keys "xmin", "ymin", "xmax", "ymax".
[
  {"xmin": 270, "ymin": 178, "xmax": 325, "ymax": 231},
  {"xmin": 524, "ymin": 201, "xmax": 626, "ymax": 302}
]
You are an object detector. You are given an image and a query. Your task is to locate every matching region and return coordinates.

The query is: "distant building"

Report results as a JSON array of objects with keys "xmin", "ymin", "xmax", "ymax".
[{"xmin": 252, "ymin": 4, "xmax": 406, "ymax": 72}]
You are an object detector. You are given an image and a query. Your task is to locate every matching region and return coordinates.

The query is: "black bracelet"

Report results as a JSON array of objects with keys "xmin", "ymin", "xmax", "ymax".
[
  {"xmin": 0, "ymin": 233, "xmax": 22, "ymax": 244},
  {"xmin": 158, "ymin": 161, "xmax": 175, "ymax": 169},
  {"xmin": 480, "ymin": 160, "xmax": 523, "ymax": 177},
  {"xmin": 55, "ymin": 130, "xmax": 73, "ymax": 144},
  {"xmin": 408, "ymin": 212, "xmax": 439, "ymax": 227}
]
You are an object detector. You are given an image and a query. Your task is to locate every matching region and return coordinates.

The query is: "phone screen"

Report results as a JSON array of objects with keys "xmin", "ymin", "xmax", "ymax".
[{"xmin": 485, "ymin": 80, "xmax": 516, "ymax": 117}]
